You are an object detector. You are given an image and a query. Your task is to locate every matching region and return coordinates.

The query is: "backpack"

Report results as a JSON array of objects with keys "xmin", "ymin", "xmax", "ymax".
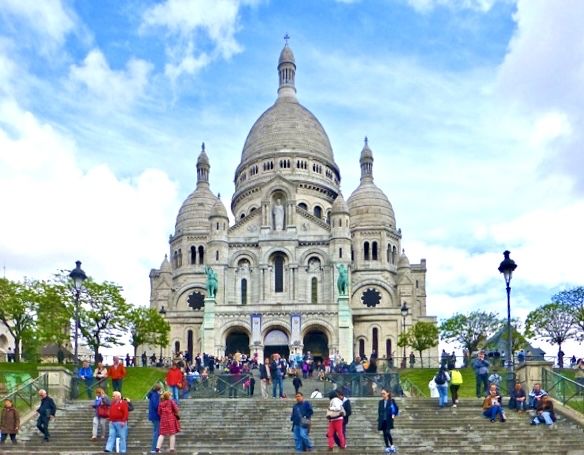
[
  {"xmin": 451, "ymin": 370, "xmax": 463, "ymax": 385},
  {"xmin": 435, "ymin": 370, "xmax": 447, "ymax": 385}
]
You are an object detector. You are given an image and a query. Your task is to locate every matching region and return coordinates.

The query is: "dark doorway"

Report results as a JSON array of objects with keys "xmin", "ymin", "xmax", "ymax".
[
  {"xmin": 264, "ymin": 329, "xmax": 290, "ymax": 359},
  {"xmin": 264, "ymin": 345, "xmax": 290, "ymax": 359},
  {"xmin": 303, "ymin": 330, "xmax": 329, "ymax": 362},
  {"xmin": 225, "ymin": 331, "xmax": 250, "ymax": 356},
  {"xmin": 187, "ymin": 330, "xmax": 194, "ymax": 361}
]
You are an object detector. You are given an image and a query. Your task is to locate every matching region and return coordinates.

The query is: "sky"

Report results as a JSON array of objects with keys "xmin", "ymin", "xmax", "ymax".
[{"xmin": 0, "ymin": 0, "xmax": 583, "ymax": 357}]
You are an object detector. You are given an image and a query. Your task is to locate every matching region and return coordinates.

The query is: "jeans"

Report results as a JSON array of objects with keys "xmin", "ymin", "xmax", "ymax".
[
  {"xmin": 292, "ymin": 424, "xmax": 313, "ymax": 452},
  {"xmin": 36, "ymin": 415, "xmax": 50, "ymax": 440},
  {"xmin": 105, "ymin": 421, "xmax": 127, "ymax": 453},
  {"xmin": 150, "ymin": 420, "xmax": 160, "ymax": 452},
  {"xmin": 437, "ymin": 385, "xmax": 448, "ymax": 407},
  {"xmin": 533, "ymin": 411, "xmax": 554, "ymax": 425},
  {"xmin": 483, "ymin": 405, "xmax": 504, "ymax": 420},
  {"xmin": 169, "ymin": 385, "xmax": 180, "ymax": 402},
  {"xmin": 272, "ymin": 376, "xmax": 283, "ymax": 398},
  {"xmin": 476, "ymin": 374, "xmax": 488, "ymax": 397},
  {"xmin": 84, "ymin": 377, "xmax": 94, "ymax": 398},
  {"xmin": 112, "ymin": 379, "xmax": 123, "ymax": 393},
  {"xmin": 509, "ymin": 398, "xmax": 526, "ymax": 411}
]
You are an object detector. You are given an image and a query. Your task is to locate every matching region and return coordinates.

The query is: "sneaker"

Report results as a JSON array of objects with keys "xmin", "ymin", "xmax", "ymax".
[
  {"xmin": 385, "ymin": 448, "xmax": 392, "ymax": 453},
  {"xmin": 452, "ymin": 404, "xmax": 457, "ymax": 408},
  {"xmin": 91, "ymin": 437, "xmax": 97, "ymax": 442}
]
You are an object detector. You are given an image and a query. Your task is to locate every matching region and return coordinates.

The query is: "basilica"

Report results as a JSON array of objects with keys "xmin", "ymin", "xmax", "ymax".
[{"xmin": 148, "ymin": 41, "xmax": 436, "ymax": 363}]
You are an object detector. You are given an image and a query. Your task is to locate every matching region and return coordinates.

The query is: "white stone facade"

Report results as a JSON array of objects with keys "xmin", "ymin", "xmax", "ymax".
[{"xmin": 148, "ymin": 43, "xmax": 437, "ymax": 363}]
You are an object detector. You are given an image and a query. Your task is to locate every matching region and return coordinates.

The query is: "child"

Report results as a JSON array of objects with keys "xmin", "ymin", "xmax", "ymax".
[
  {"xmin": 292, "ymin": 375, "xmax": 303, "ymax": 394},
  {"xmin": 0, "ymin": 399, "xmax": 20, "ymax": 444}
]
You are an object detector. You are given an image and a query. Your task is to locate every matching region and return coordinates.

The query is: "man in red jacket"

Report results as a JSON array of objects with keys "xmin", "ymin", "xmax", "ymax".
[
  {"xmin": 165, "ymin": 363, "xmax": 184, "ymax": 403},
  {"xmin": 104, "ymin": 391, "xmax": 128, "ymax": 453},
  {"xmin": 109, "ymin": 356, "xmax": 127, "ymax": 393}
]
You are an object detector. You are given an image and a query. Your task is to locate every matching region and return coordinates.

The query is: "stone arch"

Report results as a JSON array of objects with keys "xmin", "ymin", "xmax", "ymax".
[
  {"xmin": 300, "ymin": 320, "xmax": 336, "ymax": 346},
  {"xmin": 261, "ymin": 246, "xmax": 294, "ymax": 264},
  {"xmin": 220, "ymin": 321, "xmax": 252, "ymax": 341},
  {"xmin": 298, "ymin": 248, "xmax": 327, "ymax": 266},
  {"xmin": 223, "ymin": 324, "xmax": 251, "ymax": 356},
  {"xmin": 261, "ymin": 320, "xmax": 291, "ymax": 338},
  {"xmin": 229, "ymin": 250, "xmax": 258, "ymax": 268},
  {"xmin": 351, "ymin": 280, "xmax": 394, "ymax": 301}
]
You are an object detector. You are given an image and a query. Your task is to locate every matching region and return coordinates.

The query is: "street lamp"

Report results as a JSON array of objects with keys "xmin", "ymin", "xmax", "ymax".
[
  {"xmin": 159, "ymin": 306, "xmax": 167, "ymax": 363},
  {"xmin": 498, "ymin": 250, "xmax": 517, "ymax": 397},
  {"xmin": 69, "ymin": 261, "xmax": 87, "ymax": 366},
  {"xmin": 400, "ymin": 302, "xmax": 409, "ymax": 368}
]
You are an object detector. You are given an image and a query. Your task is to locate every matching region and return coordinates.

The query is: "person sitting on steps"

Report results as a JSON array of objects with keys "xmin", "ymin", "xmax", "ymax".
[{"xmin": 482, "ymin": 384, "xmax": 506, "ymax": 422}]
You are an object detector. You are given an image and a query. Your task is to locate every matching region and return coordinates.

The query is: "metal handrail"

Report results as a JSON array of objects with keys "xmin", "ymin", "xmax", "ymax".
[
  {"xmin": 1, "ymin": 373, "xmax": 49, "ymax": 416},
  {"xmin": 143, "ymin": 377, "xmax": 166, "ymax": 400},
  {"xmin": 400, "ymin": 377, "xmax": 425, "ymax": 397},
  {"xmin": 323, "ymin": 373, "xmax": 402, "ymax": 398},
  {"xmin": 189, "ymin": 373, "xmax": 253, "ymax": 399},
  {"xmin": 542, "ymin": 368, "xmax": 583, "ymax": 414}
]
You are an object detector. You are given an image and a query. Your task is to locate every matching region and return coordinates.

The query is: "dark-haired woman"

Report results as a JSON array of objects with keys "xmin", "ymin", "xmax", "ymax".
[{"xmin": 378, "ymin": 389, "xmax": 399, "ymax": 453}]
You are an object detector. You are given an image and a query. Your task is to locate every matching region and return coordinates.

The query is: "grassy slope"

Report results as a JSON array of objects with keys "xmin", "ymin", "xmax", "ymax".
[{"xmin": 400, "ymin": 367, "xmax": 479, "ymax": 398}]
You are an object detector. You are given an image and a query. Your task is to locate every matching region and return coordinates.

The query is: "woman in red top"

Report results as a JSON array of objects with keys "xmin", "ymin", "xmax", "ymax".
[
  {"xmin": 165, "ymin": 363, "xmax": 183, "ymax": 403},
  {"xmin": 156, "ymin": 391, "xmax": 180, "ymax": 453}
]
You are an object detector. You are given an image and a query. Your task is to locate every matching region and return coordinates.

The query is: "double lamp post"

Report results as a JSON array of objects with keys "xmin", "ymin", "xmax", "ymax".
[{"xmin": 69, "ymin": 260, "xmax": 87, "ymax": 366}]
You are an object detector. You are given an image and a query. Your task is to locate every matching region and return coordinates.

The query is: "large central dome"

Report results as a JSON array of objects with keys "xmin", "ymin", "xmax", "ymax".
[{"xmin": 236, "ymin": 42, "xmax": 337, "ymax": 172}]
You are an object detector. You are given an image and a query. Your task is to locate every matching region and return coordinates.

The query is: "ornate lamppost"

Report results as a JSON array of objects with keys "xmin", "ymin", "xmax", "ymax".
[
  {"xmin": 400, "ymin": 302, "xmax": 409, "ymax": 368},
  {"xmin": 69, "ymin": 261, "xmax": 87, "ymax": 366},
  {"xmin": 498, "ymin": 250, "xmax": 517, "ymax": 396}
]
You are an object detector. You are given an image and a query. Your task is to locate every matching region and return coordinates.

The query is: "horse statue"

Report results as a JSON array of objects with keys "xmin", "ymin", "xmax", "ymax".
[
  {"xmin": 336, "ymin": 263, "xmax": 349, "ymax": 296},
  {"xmin": 205, "ymin": 266, "xmax": 218, "ymax": 298}
]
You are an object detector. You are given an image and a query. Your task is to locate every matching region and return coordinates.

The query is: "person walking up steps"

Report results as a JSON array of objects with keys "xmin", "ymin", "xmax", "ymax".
[
  {"xmin": 378, "ymin": 388, "xmax": 399, "ymax": 453},
  {"xmin": 36, "ymin": 389, "xmax": 56, "ymax": 443}
]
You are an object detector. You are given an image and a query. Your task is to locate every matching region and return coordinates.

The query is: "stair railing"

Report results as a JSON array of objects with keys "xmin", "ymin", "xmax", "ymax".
[
  {"xmin": 542, "ymin": 368, "xmax": 583, "ymax": 414},
  {"xmin": 323, "ymin": 373, "xmax": 402, "ymax": 397},
  {"xmin": 189, "ymin": 373, "xmax": 253, "ymax": 399},
  {"xmin": 400, "ymin": 377, "xmax": 425, "ymax": 397},
  {"xmin": 1, "ymin": 373, "xmax": 48, "ymax": 415}
]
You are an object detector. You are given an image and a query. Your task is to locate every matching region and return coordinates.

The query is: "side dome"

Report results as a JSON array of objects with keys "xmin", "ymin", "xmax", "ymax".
[
  {"xmin": 210, "ymin": 198, "xmax": 228, "ymax": 218},
  {"xmin": 397, "ymin": 250, "xmax": 411, "ymax": 269},
  {"xmin": 331, "ymin": 191, "xmax": 349, "ymax": 214},
  {"xmin": 175, "ymin": 186, "xmax": 218, "ymax": 233},
  {"xmin": 347, "ymin": 139, "xmax": 396, "ymax": 228}
]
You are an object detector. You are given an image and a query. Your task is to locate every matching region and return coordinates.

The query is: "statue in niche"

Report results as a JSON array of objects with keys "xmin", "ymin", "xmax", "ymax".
[
  {"xmin": 272, "ymin": 198, "xmax": 285, "ymax": 231},
  {"xmin": 205, "ymin": 266, "xmax": 218, "ymax": 298},
  {"xmin": 336, "ymin": 263, "xmax": 349, "ymax": 296}
]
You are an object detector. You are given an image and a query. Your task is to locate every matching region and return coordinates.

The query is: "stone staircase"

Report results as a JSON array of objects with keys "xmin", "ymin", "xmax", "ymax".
[{"xmin": 13, "ymin": 397, "xmax": 584, "ymax": 454}]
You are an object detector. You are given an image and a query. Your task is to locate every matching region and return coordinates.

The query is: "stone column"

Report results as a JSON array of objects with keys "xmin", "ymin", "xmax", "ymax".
[
  {"xmin": 515, "ymin": 360, "xmax": 554, "ymax": 392},
  {"xmin": 201, "ymin": 297, "xmax": 216, "ymax": 355},
  {"xmin": 37, "ymin": 366, "xmax": 73, "ymax": 406},
  {"xmin": 337, "ymin": 295, "xmax": 353, "ymax": 361}
]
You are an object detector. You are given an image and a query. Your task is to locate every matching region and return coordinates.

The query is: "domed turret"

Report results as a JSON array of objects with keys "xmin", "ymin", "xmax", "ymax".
[
  {"xmin": 210, "ymin": 196, "xmax": 229, "ymax": 219},
  {"xmin": 160, "ymin": 254, "xmax": 171, "ymax": 273},
  {"xmin": 348, "ymin": 138, "xmax": 396, "ymax": 228},
  {"xmin": 397, "ymin": 249, "xmax": 410, "ymax": 269},
  {"xmin": 175, "ymin": 143, "xmax": 219, "ymax": 234},
  {"xmin": 331, "ymin": 191, "xmax": 349, "ymax": 214}
]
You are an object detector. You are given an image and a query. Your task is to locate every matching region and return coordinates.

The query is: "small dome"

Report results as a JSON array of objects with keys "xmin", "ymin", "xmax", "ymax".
[
  {"xmin": 175, "ymin": 185, "xmax": 219, "ymax": 233},
  {"xmin": 360, "ymin": 138, "xmax": 373, "ymax": 160},
  {"xmin": 397, "ymin": 250, "xmax": 410, "ymax": 269},
  {"xmin": 160, "ymin": 255, "xmax": 171, "ymax": 273},
  {"xmin": 210, "ymin": 199, "xmax": 228, "ymax": 218},
  {"xmin": 279, "ymin": 44, "xmax": 295, "ymax": 66},
  {"xmin": 348, "ymin": 181, "xmax": 395, "ymax": 227},
  {"xmin": 331, "ymin": 192, "xmax": 349, "ymax": 214},
  {"xmin": 197, "ymin": 143, "xmax": 209, "ymax": 166}
]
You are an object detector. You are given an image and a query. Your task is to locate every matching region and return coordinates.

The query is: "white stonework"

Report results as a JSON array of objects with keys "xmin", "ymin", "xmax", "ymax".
[{"xmin": 148, "ymin": 43, "xmax": 437, "ymax": 363}]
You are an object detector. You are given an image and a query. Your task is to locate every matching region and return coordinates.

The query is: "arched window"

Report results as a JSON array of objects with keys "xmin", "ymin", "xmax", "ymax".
[
  {"xmin": 313, "ymin": 205, "xmax": 322, "ymax": 219},
  {"xmin": 392, "ymin": 246, "xmax": 397, "ymax": 264},
  {"xmin": 274, "ymin": 254, "xmax": 284, "ymax": 293},
  {"xmin": 416, "ymin": 280, "xmax": 419, "ymax": 289},
  {"xmin": 173, "ymin": 251, "xmax": 178, "ymax": 268},
  {"xmin": 240, "ymin": 213, "xmax": 245, "ymax": 219},
  {"xmin": 386, "ymin": 339, "xmax": 392, "ymax": 359},
  {"xmin": 174, "ymin": 341, "xmax": 180, "ymax": 355},
  {"xmin": 178, "ymin": 249, "xmax": 182, "ymax": 267},
  {"xmin": 187, "ymin": 330, "xmax": 193, "ymax": 361},
  {"xmin": 198, "ymin": 246, "xmax": 204, "ymax": 265},
  {"xmin": 241, "ymin": 279, "xmax": 248, "ymax": 305},
  {"xmin": 339, "ymin": 248, "xmax": 343, "ymax": 259},
  {"xmin": 372, "ymin": 242, "xmax": 378, "ymax": 261},
  {"xmin": 298, "ymin": 203, "xmax": 308, "ymax": 211},
  {"xmin": 387, "ymin": 244, "xmax": 390, "ymax": 263},
  {"xmin": 215, "ymin": 250, "xmax": 219, "ymax": 261},
  {"xmin": 364, "ymin": 242, "xmax": 370, "ymax": 261},
  {"xmin": 190, "ymin": 246, "xmax": 196, "ymax": 265},
  {"xmin": 351, "ymin": 248, "xmax": 354, "ymax": 261},
  {"xmin": 359, "ymin": 339, "xmax": 365, "ymax": 358},
  {"xmin": 372, "ymin": 328, "xmax": 379, "ymax": 355},
  {"xmin": 326, "ymin": 211, "xmax": 331, "ymax": 225},
  {"xmin": 311, "ymin": 277, "xmax": 318, "ymax": 304}
]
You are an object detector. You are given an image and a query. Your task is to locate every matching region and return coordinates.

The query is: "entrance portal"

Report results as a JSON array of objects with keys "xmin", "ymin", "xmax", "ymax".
[
  {"xmin": 264, "ymin": 329, "xmax": 290, "ymax": 359},
  {"xmin": 303, "ymin": 330, "xmax": 329, "ymax": 362},
  {"xmin": 225, "ymin": 331, "xmax": 250, "ymax": 356}
]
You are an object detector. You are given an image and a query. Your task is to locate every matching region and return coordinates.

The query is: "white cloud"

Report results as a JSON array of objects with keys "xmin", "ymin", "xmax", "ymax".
[
  {"xmin": 0, "ymin": 0, "xmax": 76, "ymax": 52},
  {"xmin": 405, "ymin": 0, "xmax": 500, "ymax": 13},
  {"xmin": 497, "ymin": 0, "xmax": 584, "ymax": 193},
  {"xmin": 68, "ymin": 49, "xmax": 152, "ymax": 108},
  {"xmin": 141, "ymin": 0, "xmax": 254, "ymax": 81},
  {"xmin": 0, "ymin": 99, "xmax": 180, "ymax": 306}
]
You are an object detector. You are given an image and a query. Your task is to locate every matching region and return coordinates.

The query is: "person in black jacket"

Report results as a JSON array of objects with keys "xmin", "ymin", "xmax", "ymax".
[
  {"xmin": 378, "ymin": 388, "xmax": 399, "ymax": 453},
  {"xmin": 36, "ymin": 389, "xmax": 56, "ymax": 442},
  {"xmin": 333, "ymin": 389, "xmax": 352, "ymax": 448}
]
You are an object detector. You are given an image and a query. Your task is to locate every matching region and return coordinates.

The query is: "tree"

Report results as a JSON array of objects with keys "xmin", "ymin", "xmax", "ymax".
[
  {"xmin": 525, "ymin": 302, "xmax": 576, "ymax": 359},
  {"xmin": 553, "ymin": 287, "xmax": 584, "ymax": 340},
  {"xmin": 439, "ymin": 311, "xmax": 501, "ymax": 355},
  {"xmin": 36, "ymin": 280, "xmax": 73, "ymax": 349},
  {"xmin": 0, "ymin": 278, "xmax": 39, "ymax": 362},
  {"xmin": 397, "ymin": 321, "xmax": 439, "ymax": 368},
  {"xmin": 127, "ymin": 307, "xmax": 170, "ymax": 358},
  {"xmin": 78, "ymin": 280, "xmax": 131, "ymax": 361}
]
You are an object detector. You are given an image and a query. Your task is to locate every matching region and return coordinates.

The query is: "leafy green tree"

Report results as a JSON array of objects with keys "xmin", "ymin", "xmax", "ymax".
[
  {"xmin": 78, "ymin": 280, "xmax": 131, "ymax": 361},
  {"xmin": 127, "ymin": 306, "xmax": 170, "ymax": 358},
  {"xmin": 397, "ymin": 321, "xmax": 439, "ymax": 368},
  {"xmin": 36, "ymin": 280, "xmax": 73, "ymax": 349},
  {"xmin": 440, "ymin": 311, "xmax": 501, "ymax": 355},
  {"xmin": 0, "ymin": 278, "xmax": 39, "ymax": 362},
  {"xmin": 552, "ymin": 287, "xmax": 584, "ymax": 340},
  {"xmin": 525, "ymin": 302, "xmax": 576, "ymax": 358}
]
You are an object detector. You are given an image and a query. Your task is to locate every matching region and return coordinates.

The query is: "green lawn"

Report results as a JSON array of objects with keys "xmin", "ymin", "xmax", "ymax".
[{"xmin": 400, "ymin": 367, "xmax": 480, "ymax": 398}]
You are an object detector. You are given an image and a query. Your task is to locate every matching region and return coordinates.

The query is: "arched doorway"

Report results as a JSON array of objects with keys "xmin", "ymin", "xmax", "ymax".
[
  {"xmin": 264, "ymin": 329, "xmax": 289, "ymax": 359},
  {"xmin": 303, "ymin": 330, "xmax": 329, "ymax": 362},
  {"xmin": 225, "ymin": 330, "xmax": 250, "ymax": 356}
]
